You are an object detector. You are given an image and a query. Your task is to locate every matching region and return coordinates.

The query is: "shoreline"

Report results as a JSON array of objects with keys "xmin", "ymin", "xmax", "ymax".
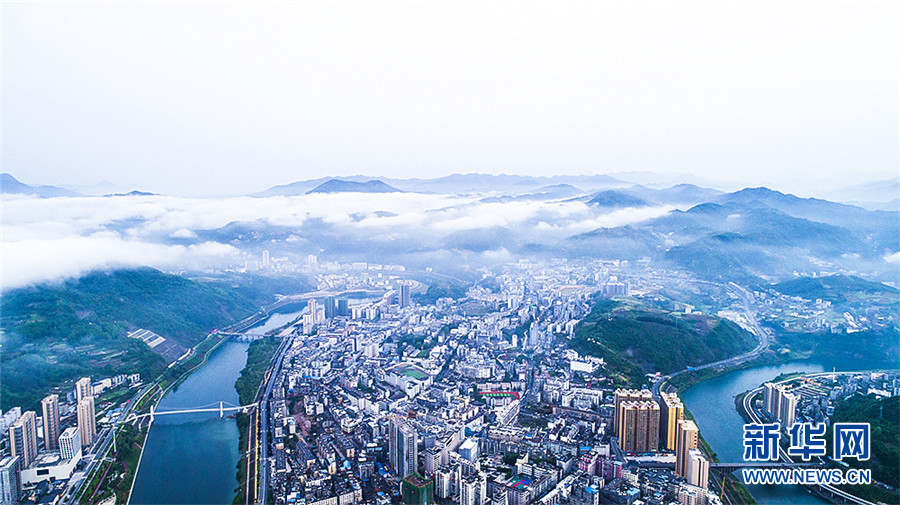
[{"xmin": 124, "ymin": 332, "xmax": 233, "ymax": 505}]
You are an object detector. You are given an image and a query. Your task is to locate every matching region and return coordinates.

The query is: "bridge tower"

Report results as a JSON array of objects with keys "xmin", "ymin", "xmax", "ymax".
[{"xmin": 219, "ymin": 401, "xmax": 224, "ymax": 418}]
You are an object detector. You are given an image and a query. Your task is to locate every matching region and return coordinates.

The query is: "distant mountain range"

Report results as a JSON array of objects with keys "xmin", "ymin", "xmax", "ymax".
[
  {"xmin": 3, "ymin": 170, "xmax": 897, "ymax": 285},
  {"xmin": 306, "ymin": 179, "xmax": 402, "ymax": 194},
  {"xmin": 257, "ymin": 173, "xmax": 630, "ymax": 196},
  {"xmin": 1, "ymin": 173, "xmax": 80, "ymax": 197}
]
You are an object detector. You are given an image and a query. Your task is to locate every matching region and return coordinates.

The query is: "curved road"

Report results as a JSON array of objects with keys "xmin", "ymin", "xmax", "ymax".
[
  {"xmin": 742, "ymin": 373, "xmax": 875, "ymax": 505},
  {"xmin": 653, "ymin": 282, "xmax": 770, "ymax": 398}
]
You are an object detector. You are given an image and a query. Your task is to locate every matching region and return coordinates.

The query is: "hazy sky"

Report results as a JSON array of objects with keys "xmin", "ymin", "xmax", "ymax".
[{"xmin": 2, "ymin": 1, "xmax": 897, "ymax": 196}]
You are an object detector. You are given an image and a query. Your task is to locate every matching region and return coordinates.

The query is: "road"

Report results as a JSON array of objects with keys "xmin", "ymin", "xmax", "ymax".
[
  {"xmin": 251, "ymin": 336, "xmax": 293, "ymax": 505},
  {"xmin": 652, "ymin": 282, "xmax": 770, "ymax": 399},
  {"xmin": 742, "ymin": 373, "xmax": 875, "ymax": 505},
  {"xmin": 63, "ymin": 383, "xmax": 155, "ymax": 505}
]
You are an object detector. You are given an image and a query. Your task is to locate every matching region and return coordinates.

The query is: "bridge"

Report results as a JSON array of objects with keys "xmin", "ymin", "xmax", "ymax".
[
  {"xmin": 126, "ymin": 401, "xmax": 258, "ymax": 423},
  {"xmin": 219, "ymin": 332, "xmax": 278, "ymax": 341}
]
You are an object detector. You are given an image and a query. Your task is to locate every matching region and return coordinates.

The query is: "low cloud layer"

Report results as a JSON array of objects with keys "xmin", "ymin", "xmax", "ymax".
[{"xmin": 1, "ymin": 192, "xmax": 673, "ymax": 289}]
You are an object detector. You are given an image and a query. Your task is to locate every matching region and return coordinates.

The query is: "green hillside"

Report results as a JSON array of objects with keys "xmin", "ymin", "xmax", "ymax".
[
  {"xmin": 0, "ymin": 268, "xmax": 264, "ymax": 410},
  {"xmin": 413, "ymin": 281, "xmax": 467, "ymax": 304},
  {"xmin": 769, "ymin": 325, "xmax": 900, "ymax": 363},
  {"xmin": 571, "ymin": 299, "xmax": 756, "ymax": 386},
  {"xmin": 772, "ymin": 275, "xmax": 899, "ymax": 305},
  {"xmin": 827, "ymin": 395, "xmax": 899, "ymax": 504}
]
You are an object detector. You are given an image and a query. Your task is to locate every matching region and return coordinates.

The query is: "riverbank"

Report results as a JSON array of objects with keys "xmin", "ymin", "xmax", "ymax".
[
  {"xmin": 232, "ymin": 338, "xmax": 282, "ymax": 505},
  {"xmin": 676, "ymin": 385, "xmax": 759, "ymax": 505},
  {"xmin": 129, "ymin": 340, "xmax": 249, "ymax": 504},
  {"xmin": 678, "ymin": 358, "xmax": 898, "ymax": 505},
  {"xmin": 71, "ymin": 332, "xmax": 229, "ymax": 505},
  {"xmin": 740, "ymin": 370, "xmax": 900, "ymax": 505}
]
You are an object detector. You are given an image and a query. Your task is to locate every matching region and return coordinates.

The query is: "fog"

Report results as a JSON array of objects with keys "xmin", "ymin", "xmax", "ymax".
[{"xmin": 0, "ymin": 192, "xmax": 673, "ymax": 289}]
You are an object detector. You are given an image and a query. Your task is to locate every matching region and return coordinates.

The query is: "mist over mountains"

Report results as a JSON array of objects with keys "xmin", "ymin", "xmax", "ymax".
[{"xmin": 2, "ymin": 172, "xmax": 898, "ymax": 289}]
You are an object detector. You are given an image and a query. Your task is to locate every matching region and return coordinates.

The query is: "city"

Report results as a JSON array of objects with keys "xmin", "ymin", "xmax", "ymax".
[
  {"xmin": 1, "ymin": 2, "xmax": 898, "ymax": 505},
  {"xmin": 1, "ymin": 255, "xmax": 895, "ymax": 505}
]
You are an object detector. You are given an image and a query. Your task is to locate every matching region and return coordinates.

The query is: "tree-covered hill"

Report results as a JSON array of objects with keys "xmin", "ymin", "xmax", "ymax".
[
  {"xmin": 0, "ymin": 268, "xmax": 308, "ymax": 411},
  {"xmin": 772, "ymin": 275, "xmax": 899, "ymax": 305},
  {"xmin": 571, "ymin": 299, "xmax": 757, "ymax": 386},
  {"xmin": 827, "ymin": 395, "xmax": 899, "ymax": 504},
  {"xmin": 3, "ymin": 268, "xmax": 258, "ymax": 347}
]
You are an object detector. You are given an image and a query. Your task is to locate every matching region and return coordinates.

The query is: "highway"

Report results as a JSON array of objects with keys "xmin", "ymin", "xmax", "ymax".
[
  {"xmin": 251, "ymin": 335, "xmax": 293, "ymax": 505},
  {"xmin": 652, "ymin": 282, "xmax": 771, "ymax": 399}
]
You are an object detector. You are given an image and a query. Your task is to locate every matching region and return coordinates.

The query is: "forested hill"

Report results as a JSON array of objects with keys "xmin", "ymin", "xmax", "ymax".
[
  {"xmin": 771, "ymin": 275, "xmax": 898, "ymax": 304},
  {"xmin": 571, "ymin": 299, "xmax": 756, "ymax": 386},
  {"xmin": 0, "ymin": 268, "xmax": 308, "ymax": 411}
]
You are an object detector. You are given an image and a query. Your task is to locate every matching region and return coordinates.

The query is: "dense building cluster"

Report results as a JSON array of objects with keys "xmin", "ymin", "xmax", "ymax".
[
  {"xmin": 0, "ymin": 374, "xmax": 141, "ymax": 504},
  {"xmin": 259, "ymin": 260, "xmax": 726, "ymax": 505}
]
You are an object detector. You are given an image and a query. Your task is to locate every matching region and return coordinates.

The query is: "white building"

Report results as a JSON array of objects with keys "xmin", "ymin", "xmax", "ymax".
[
  {"xmin": 59, "ymin": 427, "xmax": 82, "ymax": 462},
  {"xmin": 0, "ymin": 457, "xmax": 20, "ymax": 505}
]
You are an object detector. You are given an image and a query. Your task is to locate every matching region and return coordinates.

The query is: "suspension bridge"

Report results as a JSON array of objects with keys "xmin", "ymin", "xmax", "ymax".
[{"xmin": 126, "ymin": 401, "xmax": 258, "ymax": 423}]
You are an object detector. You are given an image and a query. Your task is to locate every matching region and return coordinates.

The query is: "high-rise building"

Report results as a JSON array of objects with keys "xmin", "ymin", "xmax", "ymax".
[
  {"xmin": 613, "ymin": 389, "xmax": 653, "ymax": 440},
  {"xmin": 675, "ymin": 420, "xmax": 699, "ymax": 479},
  {"xmin": 460, "ymin": 473, "xmax": 486, "ymax": 505},
  {"xmin": 59, "ymin": 427, "xmax": 82, "ymax": 461},
  {"xmin": 779, "ymin": 391, "xmax": 798, "ymax": 429},
  {"xmin": 77, "ymin": 397, "xmax": 97, "ymax": 448},
  {"xmin": 0, "ymin": 408, "xmax": 22, "ymax": 437},
  {"xmin": 41, "ymin": 394, "xmax": 61, "ymax": 452},
  {"xmin": 401, "ymin": 473, "xmax": 434, "ymax": 505},
  {"xmin": 76, "ymin": 377, "xmax": 92, "ymax": 403},
  {"xmin": 262, "ymin": 250, "xmax": 270, "ymax": 267},
  {"xmin": 307, "ymin": 299, "xmax": 319, "ymax": 324},
  {"xmin": 8, "ymin": 412, "xmax": 38, "ymax": 470},
  {"xmin": 400, "ymin": 283, "xmax": 411, "ymax": 308},
  {"xmin": 0, "ymin": 456, "xmax": 20, "ymax": 505},
  {"xmin": 658, "ymin": 392, "xmax": 684, "ymax": 451},
  {"xmin": 686, "ymin": 449, "xmax": 709, "ymax": 489},
  {"xmin": 763, "ymin": 383, "xmax": 798, "ymax": 429},
  {"xmin": 390, "ymin": 420, "xmax": 418, "ymax": 478},
  {"xmin": 763, "ymin": 382, "xmax": 779, "ymax": 418},
  {"xmin": 307, "ymin": 254, "xmax": 317, "ymax": 270},
  {"xmin": 337, "ymin": 298, "xmax": 349, "ymax": 317},
  {"xmin": 618, "ymin": 401, "xmax": 659, "ymax": 453},
  {"xmin": 435, "ymin": 464, "xmax": 461, "ymax": 499},
  {"xmin": 324, "ymin": 296, "xmax": 336, "ymax": 319}
]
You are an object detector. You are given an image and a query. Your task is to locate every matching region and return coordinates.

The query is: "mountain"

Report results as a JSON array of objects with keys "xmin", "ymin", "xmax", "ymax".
[
  {"xmin": 525, "ymin": 184, "xmax": 584, "ymax": 199},
  {"xmin": 642, "ymin": 183, "xmax": 722, "ymax": 205},
  {"xmin": 104, "ymin": 190, "xmax": 157, "ymax": 197},
  {"xmin": 564, "ymin": 226, "xmax": 665, "ymax": 259},
  {"xmin": 0, "ymin": 268, "xmax": 271, "ymax": 410},
  {"xmin": 0, "ymin": 173, "xmax": 80, "ymax": 198},
  {"xmin": 257, "ymin": 173, "xmax": 630, "ymax": 196},
  {"xmin": 440, "ymin": 226, "xmax": 521, "ymax": 252},
  {"xmin": 587, "ymin": 190, "xmax": 650, "ymax": 208},
  {"xmin": 571, "ymin": 298, "xmax": 757, "ymax": 385},
  {"xmin": 714, "ymin": 187, "xmax": 899, "ymax": 251},
  {"xmin": 821, "ymin": 177, "xmax": 900, "ymax": 208},
  {"xmin": 771, "ymin": 275, "xmax": 899, "ymax": 304},
  {"xmin": 257, "ymin": 176, "xmax": 380, "ymax": 197},
  {"xmin": 306, "ymin": 179, "xmax": 403, "ymax": 194}
]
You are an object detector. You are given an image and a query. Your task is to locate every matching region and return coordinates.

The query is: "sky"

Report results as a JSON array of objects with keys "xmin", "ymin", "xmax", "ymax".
[{"xmin": 2, "ymin": 1, "xmax": 898, "ymax": 196}]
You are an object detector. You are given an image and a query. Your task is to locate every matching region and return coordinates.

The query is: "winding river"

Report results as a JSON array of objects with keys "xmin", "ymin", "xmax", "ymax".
[
  {"xmin": 129, "ymin": 308, "xmax": 304, "ymax": 504},
  {"xmin": 681, "ymin": 357, "xmax": 893, "ymax": 505}
]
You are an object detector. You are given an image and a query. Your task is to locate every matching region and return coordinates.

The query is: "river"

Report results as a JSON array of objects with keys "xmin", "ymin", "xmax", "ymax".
[
  {"xmin": 681, "ymin": 357, "xmax": 893, "ymax": 505},
  {"xmin": 129, "ymin": 308, "xmax": 305, "ymax": 504}
]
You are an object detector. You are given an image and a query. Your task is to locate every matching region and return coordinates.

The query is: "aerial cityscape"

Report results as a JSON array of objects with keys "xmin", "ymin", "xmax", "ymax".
[{"xmin": 1, "ymin": 2, "xmax": 898, "ymax": 505}]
